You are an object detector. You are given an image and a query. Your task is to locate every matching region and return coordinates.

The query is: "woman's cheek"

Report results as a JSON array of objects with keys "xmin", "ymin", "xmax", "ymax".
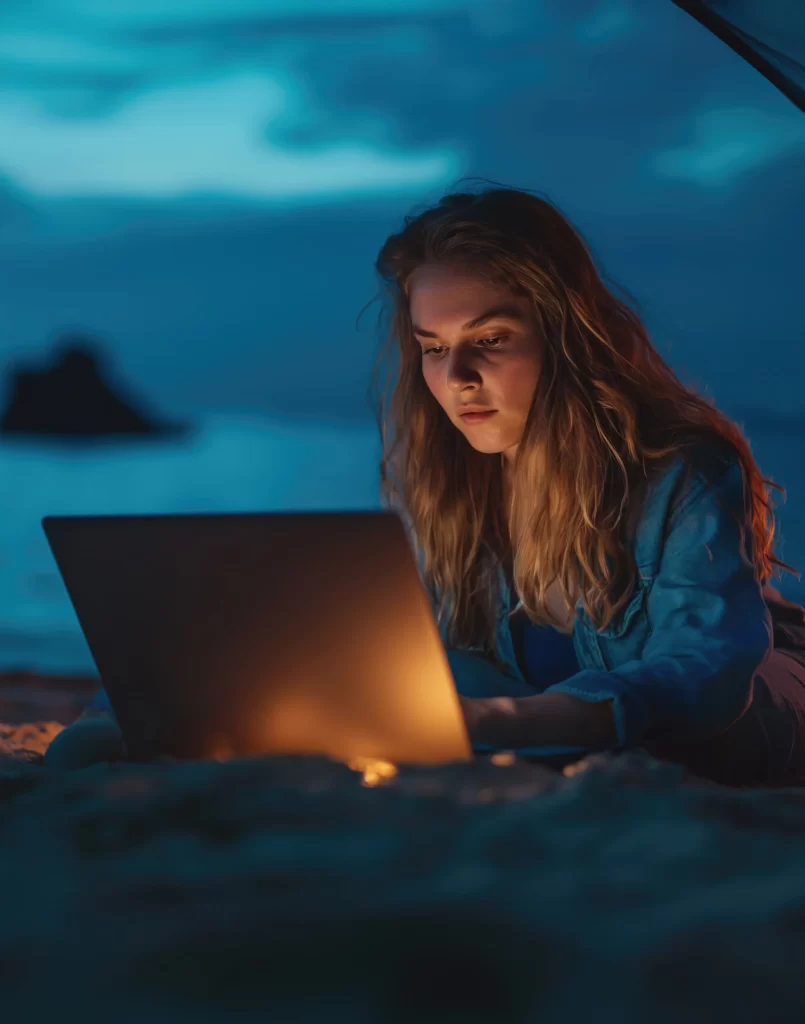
[
  {"xmin": 422, "ymin": 365, "xmax": 445, "ymax": 405},
  {"xmin": 504, "ymin": 361, "xmax": 539, "ymax": 413}
]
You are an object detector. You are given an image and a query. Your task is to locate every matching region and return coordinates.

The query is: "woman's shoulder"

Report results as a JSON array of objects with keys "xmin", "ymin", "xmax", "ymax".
[
  {"xmin": 651, "ymin": 435, "xmax": 738, "ymax": 479},
  {"xmin": 631, "ymin": 438, "xmax": 745, "ymax": 563},
  {"xmin": 643, "ymin": 438, "xmax": 742, "ymax": 514}
]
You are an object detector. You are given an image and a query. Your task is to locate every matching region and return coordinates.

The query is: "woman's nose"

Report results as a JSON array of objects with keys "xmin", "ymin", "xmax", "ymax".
[{"xmin": 446, "ymin": 352, "xmax": 481, "ymax": 390}]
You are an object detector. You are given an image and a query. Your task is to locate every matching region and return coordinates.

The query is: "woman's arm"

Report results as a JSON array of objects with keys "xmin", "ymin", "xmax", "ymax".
[
  {"xmin": 470, "ymin": 456, "xmax": 772, "ymax": 752},
  {"xmin": 462, "ymin": 691, "xmax": 616, "ymax": 749}
]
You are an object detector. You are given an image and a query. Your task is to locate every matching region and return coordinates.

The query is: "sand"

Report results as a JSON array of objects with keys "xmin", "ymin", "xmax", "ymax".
[{"xmin": 2, "ymin": 673, "xmax": 805, "ymax": 1023}]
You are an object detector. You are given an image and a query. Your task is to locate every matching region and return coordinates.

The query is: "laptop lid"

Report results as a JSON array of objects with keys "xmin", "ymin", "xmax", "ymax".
[{"xmin": 42, "ymin": 511, "xmax": 472, "ymax": 765}]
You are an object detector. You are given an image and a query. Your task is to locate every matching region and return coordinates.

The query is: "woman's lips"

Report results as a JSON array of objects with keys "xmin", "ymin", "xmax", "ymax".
[{"xmin": 459, "ymin": 410, "xmax": 497, "ymax": 424}]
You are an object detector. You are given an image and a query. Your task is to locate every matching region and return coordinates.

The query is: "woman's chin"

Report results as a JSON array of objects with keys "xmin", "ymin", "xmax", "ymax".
[
  {"xmin": 455, "ymin": 418, "xmax": 518, "ymax": 455},
  {"xmin": 462, "ymin": 433, "xmax": 507, "ymax": 455}
]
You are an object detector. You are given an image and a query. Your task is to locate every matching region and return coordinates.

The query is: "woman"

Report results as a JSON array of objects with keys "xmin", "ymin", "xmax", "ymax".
[
  {"xmin": 48, "ymin": 184, "xmax": 805, "ymax": 787},
  {"xmin": 370, "ymin": 183, "xmax": 805, "ymax": 788}
]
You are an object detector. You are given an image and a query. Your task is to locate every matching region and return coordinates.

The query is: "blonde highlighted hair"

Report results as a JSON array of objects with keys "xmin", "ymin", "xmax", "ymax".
[{"xmin": 367, "ymin": 183, "xmax": 793, "ymax": 662}]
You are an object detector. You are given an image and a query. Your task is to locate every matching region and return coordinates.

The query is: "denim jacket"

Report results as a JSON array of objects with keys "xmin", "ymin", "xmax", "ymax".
[{"xmin": 455, "ymin": 443, "xmax": 774, "ymax": 756}]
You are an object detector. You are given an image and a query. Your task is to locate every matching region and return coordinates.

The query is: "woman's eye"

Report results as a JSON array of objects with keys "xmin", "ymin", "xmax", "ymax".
[{"xmin": 422, "ymin": 337, "xmax": 505, "ymax": 358}]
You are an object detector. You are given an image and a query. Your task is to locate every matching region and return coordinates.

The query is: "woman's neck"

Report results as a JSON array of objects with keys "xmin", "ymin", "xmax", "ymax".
[
  {"xmin": 501, "ymin": 461, "xmax": 514, "ymax": 521},
  {"xmin": 501, "ymin": 455, "xmax": 512, "ymax": 490}
]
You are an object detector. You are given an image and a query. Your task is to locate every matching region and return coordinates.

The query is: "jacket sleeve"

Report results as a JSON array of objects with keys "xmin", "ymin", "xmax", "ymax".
[{"xmin": 542, "ymin": 456, "xmax": 773, "ymax": 749}]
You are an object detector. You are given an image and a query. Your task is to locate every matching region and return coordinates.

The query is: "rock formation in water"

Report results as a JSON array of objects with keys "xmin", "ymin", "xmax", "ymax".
[{"xmin": 0, "ymin": 334, "xmax": 191, "ymax": 440}]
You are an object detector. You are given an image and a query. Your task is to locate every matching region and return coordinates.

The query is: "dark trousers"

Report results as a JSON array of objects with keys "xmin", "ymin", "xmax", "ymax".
[
  {"xmin": 644, "ymin": 586, "xmax": 805, "ymax": 788},
  {"xmin": 645, "ymin": 648, "xmax": 805, "ymax": 788}
]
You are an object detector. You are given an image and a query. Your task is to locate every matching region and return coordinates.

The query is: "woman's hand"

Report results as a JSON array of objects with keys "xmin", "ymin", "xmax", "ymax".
[
  {"xmin": 458, "ymin": 695, "xmax": 518, "ymax": 746},
  {"xmin": 460, "ymin": 692, "xmax": 617, "ymax": 750}
]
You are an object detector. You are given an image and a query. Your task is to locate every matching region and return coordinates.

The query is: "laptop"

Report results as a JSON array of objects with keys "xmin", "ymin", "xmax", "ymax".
[{"xmin": 42, "ymin": 511, "xmax": 473, "ymax": 765}]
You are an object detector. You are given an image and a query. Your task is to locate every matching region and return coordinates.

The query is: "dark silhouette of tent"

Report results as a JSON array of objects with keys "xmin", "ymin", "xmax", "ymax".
[
  {"xmin": 0, "ymin": 334, "xmax": 191, "ymax": 441},
  {"xmin": 672, "ymin": 1, "xmax": 805, "ymax": 113}
]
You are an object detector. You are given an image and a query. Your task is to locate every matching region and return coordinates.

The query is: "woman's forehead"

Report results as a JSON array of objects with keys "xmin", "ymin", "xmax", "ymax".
[{"xmin": 408, "ymin": 265, "xmax": 525, "ymax": 321}]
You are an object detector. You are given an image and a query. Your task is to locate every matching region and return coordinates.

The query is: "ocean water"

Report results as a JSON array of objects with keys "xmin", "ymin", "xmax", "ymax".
[{"xmin": 0, "ymin": 416, "xmax": 801, "ymax": 678}]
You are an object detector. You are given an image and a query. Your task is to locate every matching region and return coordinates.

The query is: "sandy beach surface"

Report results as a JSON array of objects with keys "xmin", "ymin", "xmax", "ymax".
[{"xmin": 3, "ymin": 672, "xmax": 805, "ymax": 1023}]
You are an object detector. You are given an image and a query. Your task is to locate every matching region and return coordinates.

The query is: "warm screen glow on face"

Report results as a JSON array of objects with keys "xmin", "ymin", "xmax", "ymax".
[{"xmin": 409, "ymin": 263, "xmax": 543, "ymax": 464}]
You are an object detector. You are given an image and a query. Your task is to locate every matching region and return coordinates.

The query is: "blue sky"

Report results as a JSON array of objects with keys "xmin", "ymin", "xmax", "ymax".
[{"xmin": 0, "ymin": 0, "xmax": 802, "ymax": 427}]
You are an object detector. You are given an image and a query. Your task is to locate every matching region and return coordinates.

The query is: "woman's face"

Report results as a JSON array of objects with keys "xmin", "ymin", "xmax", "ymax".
[{"xmin": 408, "ymin": 263, "xmax": 542, "ymax": 463}]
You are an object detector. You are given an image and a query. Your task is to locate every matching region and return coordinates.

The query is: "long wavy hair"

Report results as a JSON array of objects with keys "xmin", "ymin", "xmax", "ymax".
[{"xmin": 367, "ymin": 182, "xmax": 794, "ymax": 661}]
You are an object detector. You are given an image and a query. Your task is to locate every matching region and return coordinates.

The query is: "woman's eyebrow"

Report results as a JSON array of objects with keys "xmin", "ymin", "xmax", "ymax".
[{"xmin": 412, "ymin": 304, "xmax": 525, "ymax": 338}]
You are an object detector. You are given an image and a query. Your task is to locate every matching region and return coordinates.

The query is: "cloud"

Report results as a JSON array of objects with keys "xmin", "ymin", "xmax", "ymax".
[
  {"xmin": 0, "ymin": 0, "xmax": 802, "ymax": 219},
  {"xmin": 0, "ymin": 71, "xmax": 462, "ymax": 201},
  {"xmin": 0, "ymin": 1, "xmax": 495, "ymax": 115},
  {"xmin": 0, "ymin": 0, "xmax": 491, "ymax": 201},
  {"xmin": 651, "ymin": 104, "xmax": 805, "ymax": 187}
]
